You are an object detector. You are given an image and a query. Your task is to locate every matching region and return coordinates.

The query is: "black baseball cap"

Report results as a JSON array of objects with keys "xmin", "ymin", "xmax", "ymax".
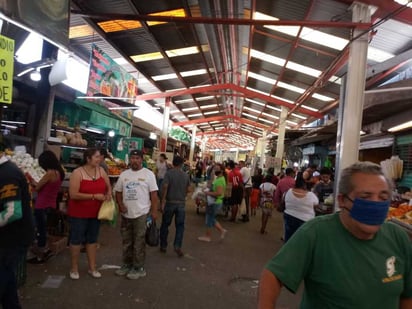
[{"xmin": 130, "ymin": 149, "xmax": 143, "ymax": 157}]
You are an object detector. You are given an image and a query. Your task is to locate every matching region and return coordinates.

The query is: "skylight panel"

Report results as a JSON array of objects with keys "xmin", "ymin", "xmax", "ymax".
[
  {"xmin": 15, "ymin": 32, "xmax": 43, "ymax": 64},
  {"xmin": 131, "ymin": 45, "xmax": 204, "ymax": 63},
  {"xmin": 254, "ymin": 11, "xmax": 393, "ymax": 63}
]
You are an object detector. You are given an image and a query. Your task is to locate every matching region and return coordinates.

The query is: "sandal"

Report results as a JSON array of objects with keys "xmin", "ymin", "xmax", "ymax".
[{"xmin": 69, "ymin": 271, "xmax": 80, "ymax": 280}]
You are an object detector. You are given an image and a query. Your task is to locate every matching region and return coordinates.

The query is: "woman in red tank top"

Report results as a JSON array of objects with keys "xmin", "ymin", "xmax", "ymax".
[{"xmin": 68, "ymin": 148, "xmax": 111, "ymax": 280}]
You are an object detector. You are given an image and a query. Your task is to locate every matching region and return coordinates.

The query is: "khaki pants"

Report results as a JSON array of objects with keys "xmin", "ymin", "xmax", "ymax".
[{"xmin": 120, "ymin": 215, "xmax": 147, "ymax": 268}]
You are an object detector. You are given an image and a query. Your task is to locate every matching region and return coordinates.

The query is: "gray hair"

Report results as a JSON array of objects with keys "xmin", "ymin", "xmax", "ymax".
[{"xmin": 338, "ymin": 161, "xmax": 392, "ymax": 195}]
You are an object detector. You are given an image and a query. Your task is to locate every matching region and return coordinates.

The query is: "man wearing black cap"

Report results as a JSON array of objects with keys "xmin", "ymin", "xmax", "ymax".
[
  {"xmin": 0, "ymin": 142, "xmax": 34, "ymax": 308},
  {"xmin": 114, "ymin": 149, "xmax": 158, "ymax": 280},
  {"xmin": 159, "ymin": 156, "xmax": 191, "ymax": 257}
]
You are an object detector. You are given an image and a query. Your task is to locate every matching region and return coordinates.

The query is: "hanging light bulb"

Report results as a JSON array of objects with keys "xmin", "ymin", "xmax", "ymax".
[{"xmin": 30, "ymin": 68, "xmax": 41, "ymax": 81}]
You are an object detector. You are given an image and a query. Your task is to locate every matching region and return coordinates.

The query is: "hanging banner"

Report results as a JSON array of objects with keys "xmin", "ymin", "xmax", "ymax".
[
  {"xmin": 87, "ymin": 44, "xmax": 138, "ymax": 120},
  {"xmin": 87, "ymin": 44, "xmax": 138, "ymax": 101},
  {"xmin": 0, "ymin": 0, "xmax": 69, "ymax": 47},
  {"xmin": 0, "ymin": 34, "xmax": 14, "ymax": 104}
]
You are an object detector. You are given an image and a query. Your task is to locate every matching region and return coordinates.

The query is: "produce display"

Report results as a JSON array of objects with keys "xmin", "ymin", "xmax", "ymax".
[
  {"xmin": 387, "ymin": 203, "xmax": 412, "ymax": 225},
  {"xmin": 55, "ymin": 131, "xmax": 88, "ymax": 146},
  {"xmin": 6, "ymin": 150, "xmax": 46, "ymax": 182},
  {"xmin": 106, "ymin": 158, "xmax": 127, "ymax": 176}
]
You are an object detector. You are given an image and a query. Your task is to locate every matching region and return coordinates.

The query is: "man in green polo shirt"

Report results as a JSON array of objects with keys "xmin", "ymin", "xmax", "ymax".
[{"xmin": 258, "ymin": 161, "xmax": 412, "ymax": 309}]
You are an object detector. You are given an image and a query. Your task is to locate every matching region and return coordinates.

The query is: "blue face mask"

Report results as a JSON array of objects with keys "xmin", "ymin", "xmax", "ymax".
[{"xmin": 345, "ymin": 196, "xmax": 390, "ymax": 225}]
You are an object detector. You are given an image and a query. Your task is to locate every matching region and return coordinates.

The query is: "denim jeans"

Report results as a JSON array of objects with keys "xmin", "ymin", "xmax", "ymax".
[
  {"xmin": 160, "ymin": 203, "xmax": 185, "ymax": 249},
  {"xmin": 34, "ymin": 208, "xmax": 48, "ymax": 248},
  {"xmin": 284, "ymin": 212, "xmax": 305, "ymax": 242},
  {"xmin": 0, "ymin": 247, "xmax": 25, "ymax": 309},
  {"xmin": 205, "ymin": 203, "xmax": 222, "ymax": 227}
]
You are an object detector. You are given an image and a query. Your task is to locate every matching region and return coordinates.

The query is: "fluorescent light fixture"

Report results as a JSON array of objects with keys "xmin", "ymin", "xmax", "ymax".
[
  {"xmin": 84, "ymin": 127, "xmax": 106, "ymax": 134},
  {"xmin": 187, "ymin": 113, "xmax": 203, "ymax": 118},
  {"xmin": 108, "ymin": 106, "xmax": 140, "ymax": 110},
  {"xmin": 286, "ymin": 120, "xmax": 298, "ymax": 126},
  {"xmin": 301, "ymin": 104, "xmax": 319, "ymax": 112},
  {"xmin": 262, "ymin": 112, "xmax": 279, "ymax": 119},
  {"xmin": 1, "ymin": 124, "xmax": 17, "ymax": 129},
  {"xmin": 15, "ymin": 32, "xmax": 43, "ymax": 64},
  {"xmin": 388, "ymin": 120, "xmax": 412, "ymax": 132},
  {"xmin": 182, "ymin": 107, "xmax": 199, "ymax": 112},
  {"xmin": 204, "ymin": 111, "xmax": 219, "ymax": 115},
  {"xmin": 200, "ymin": 104, "xmax": 218, "ymax": 109},
  {"xmin": 291, "ymin": 113, "xmax": 307, "ymax": 120},
  {"xmin": 181, "ymin": 69, "xmax": 207, "ymax": 77},
  {"xmin": 174, "ymin": 98, "xmax": 194, "ymax": 104},
  {"xmin": 266, "ymin": 105, "xmax": 282, "ymax": 112},
  {"xmin": 196, "ymin": 95, "xmax": 216, "ymax": 101},
  {"xmin": 394, "ymin": 0, "xmax": 412, "ymax": 7},
  {"xmin": 248, "ymin": 71, "xmax": 277, "ymax": 84},
  {"xmin": 169, "ymin": 109, "xmax": 181, "ymax": 114},
  {"xmin": 243, "ymin": 106, "xmax": 261, "ymax": 113},
  {"xmin": 149, "ymin": 132, "xmax": 157, "ymax": 140},
  {"xmin": 260, "ymin": 118, "xmax": 273, "ymax": 124},
  {"xmin": 245, "ymin": 98, "xmax": 265, "ymax": 107},
  {"xmin": 2, "ymin": 121, "xmax": 26, "ymax": 125},
  {"xmin": 30, "ymin": 68, "xmax": 41, "ymax": 81},
  {"xmin": 209, "ymin": 121, "xmax": 220, "ymax": 124},
  {"xmin": 131, "ymin": 45, "xmax": 206, "ymax": 63},
  {"xmin": 243, "ymin": 113, "xmax": 258, "ymax": 119},
  {"xmin": 152, "ymin": 73, "xmax": 177, "ymax": 81}
]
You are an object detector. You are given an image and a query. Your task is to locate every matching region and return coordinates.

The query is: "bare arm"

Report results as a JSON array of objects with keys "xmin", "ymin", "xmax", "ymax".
[
  {"xmin": 400, "ymin": 298, "xmax": 412, "ymax": 309},
  {"xmin": 33, "ymin": 170, "xmax": 54, "ymax": 191},
  {"xmin": 161, "ymin": 183, "xmax": 168, "ymax": 212},
  {"xmin": 100, "ymin": 167, "xmax": 112, "ymax": 200},
  {"xmin": 115, "ymin": 191, "xmax": 127, "ymax": 214},
  {"xmin": 258, "ymin": 269, "xmax": 283, "ymax": 309},
  {"xmin": 150, "ymin": 191, "xmax": 159, "ymax": 221}
]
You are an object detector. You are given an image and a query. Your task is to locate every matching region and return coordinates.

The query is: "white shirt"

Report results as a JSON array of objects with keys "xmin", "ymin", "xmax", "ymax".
[
  {"xmin": 156, "ymin": 160, "xmax": 167, "ymax": 179},
  {"xmin": 240, "ymin": 166, "xmax": 252, "ymax": 187},
  {"xmin": 114, "ymin": 168, "xmax": 158, "ymax": 219},
  {"xmin": 259, "ymin": 182, "xmax": 276, "ymax": 203},
  {"xmin": 284, "ymin": 189, "xmax": 318, "ymax": 222}
]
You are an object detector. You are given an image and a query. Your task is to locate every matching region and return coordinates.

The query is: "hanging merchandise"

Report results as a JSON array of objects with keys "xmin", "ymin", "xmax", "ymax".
[{"xmin": 380, "ymin": 155, "xmax": 403, "ymax": 181}]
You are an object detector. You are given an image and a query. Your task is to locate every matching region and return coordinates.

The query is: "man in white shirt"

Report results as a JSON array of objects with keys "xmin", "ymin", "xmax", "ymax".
[
  {"xmin": 115, "ymin": 150, "xmax": 158, "ymax": 280},
  {"xmin": 156, "ymin": 153, "xmax": 168, "ymax": 196},
  {"xmin": 239, "ymin": 160, "xmax": 252, "ymax": 222}
]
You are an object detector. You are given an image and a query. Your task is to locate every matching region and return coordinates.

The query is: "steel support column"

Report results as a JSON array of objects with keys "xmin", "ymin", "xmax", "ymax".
[
  {"xmin": 160, "ymin": 97, "xmax": 170, "ymax": 152},
  {"xmin": 189, "ymin": 125, "xmax": 197, "ymax": 165},
  {"xmin": 275, "ymin": 106, "xmax": 288, "ymax": 174},
  {"xmin": 338, "ymin": 3, "xmax": 372, "ymax": 171}
]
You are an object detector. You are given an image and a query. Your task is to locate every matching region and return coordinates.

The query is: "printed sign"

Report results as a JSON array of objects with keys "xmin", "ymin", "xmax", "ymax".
[
  {"xmin": 87, "ymin": 44, "xmax": 138, "ymax": 101},
  {"xmin": 0, "ymin": 34, "xmax": 14, "ymax": 104}
]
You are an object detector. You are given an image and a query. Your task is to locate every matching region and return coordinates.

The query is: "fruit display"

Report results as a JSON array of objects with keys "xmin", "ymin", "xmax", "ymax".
[
  {"xmin": 387, "ymin": 203, "xmax": 412, "ymax": 225},
  {"xmin": 106, "ymin": 157, "xmax": 127, "ymax": 176},
  {"xmin": 55, "ymin": 131, "xmax": 88, "ymax": 146}
]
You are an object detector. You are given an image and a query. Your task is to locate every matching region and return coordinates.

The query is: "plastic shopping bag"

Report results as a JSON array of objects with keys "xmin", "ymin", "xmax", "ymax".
[
  {"xmin": 145, "ymin": 219, "xmax": 160, "ymax": 247},
  {"xmin": 98, "ymin": 198, "xmax": 115, "ymax": 221}
]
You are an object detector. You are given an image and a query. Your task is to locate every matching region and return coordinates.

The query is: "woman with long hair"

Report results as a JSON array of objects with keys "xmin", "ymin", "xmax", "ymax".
[
  {"xmin": 198, "ymin": 163, "xmax": 228, "ymax": 242},
  {"xmin": 28, "ymin": 150, "xmax": 65, "ymax": 264},
  {"xmin": 68, "ymin": 148, "xmax": 111, "ymax": 280},
  {"xmin": 283, "ymin": 172, "xmax": 318, "ymax": 242}
]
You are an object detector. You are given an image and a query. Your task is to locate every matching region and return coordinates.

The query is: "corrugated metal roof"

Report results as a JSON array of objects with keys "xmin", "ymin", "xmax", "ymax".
[{"xmin": 68, "ymin": 0, "xmax": 412, "ymax": 150}]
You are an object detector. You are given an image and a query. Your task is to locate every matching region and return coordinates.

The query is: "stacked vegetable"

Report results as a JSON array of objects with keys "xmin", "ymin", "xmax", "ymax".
[{"xmin": 8, "ymin": 151, "xmax": 45, "ymax": 182}]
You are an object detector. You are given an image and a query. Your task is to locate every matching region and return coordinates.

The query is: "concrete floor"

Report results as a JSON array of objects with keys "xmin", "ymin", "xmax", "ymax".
[{"xmin": 20, "ymin": 198, "xmax": 302, "ymax": 309}]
